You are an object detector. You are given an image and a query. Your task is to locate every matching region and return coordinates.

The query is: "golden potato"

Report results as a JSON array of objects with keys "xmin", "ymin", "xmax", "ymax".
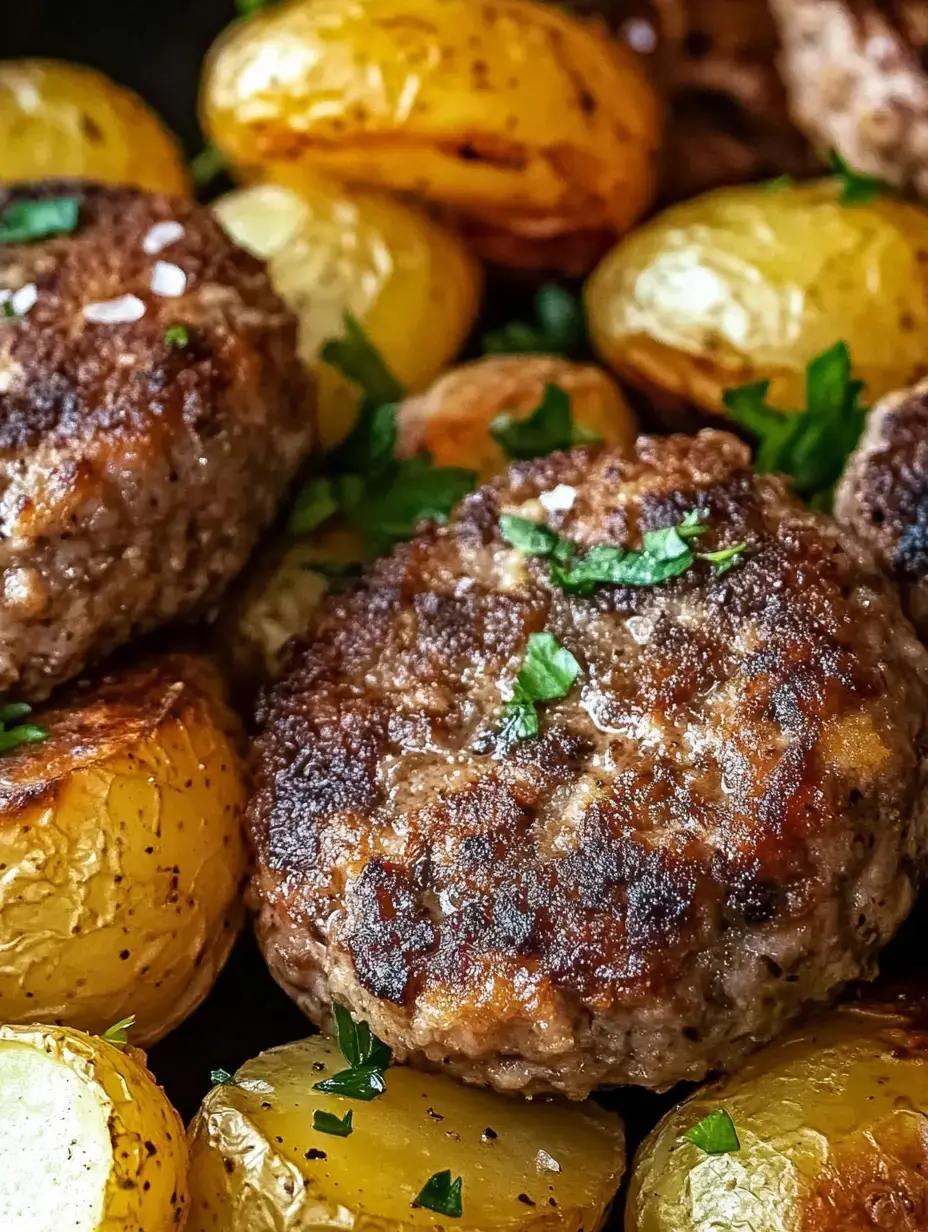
[
  {"xmin": 586, "ymin": 179, "xmax": 928, "ymax": 419},
  {"xmin": 0, "ymin": 1022, "xmax": 187, "ymax": 1232},
  {"xmin": 214, "ymin": 181, "xmax": 481, "ymax": 448},
  {"xmin": 396, "ymin": 355, "xmax": 636, "ymax": 480},
  {"xmin": 187, "ymin": 1032, "xmax": 625, "ymax": 1232},
  {"xmin": 0, "ymin": 59, "xmax": 190, "ymax": 195},
  {"xmin": 200, "ymin": 0, "xmax": 661, "ymax": 271},
  {"xmin": 0, "ymin": 654, "xmax": 247, "ymax": 1046},
  {"xmin": 626, "ymin": 988, "xmax": 928, "ymax": 1231}
]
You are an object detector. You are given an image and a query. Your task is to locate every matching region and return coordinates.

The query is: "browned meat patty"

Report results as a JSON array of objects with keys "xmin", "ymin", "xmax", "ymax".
[
  {"xmin": 771, "ymin": 0, "xmax": 928, "ymax": 200},
  {"xmin": 249, "ymin": 432, "xmax": 928, "ymax": 1097},
  {"xmin": 835, "ymin": 378, "xmax": 928, "ymax": 637},
  {"xmin": 0, "ymin": 180, "xmax": 313, "ymax": 700}
]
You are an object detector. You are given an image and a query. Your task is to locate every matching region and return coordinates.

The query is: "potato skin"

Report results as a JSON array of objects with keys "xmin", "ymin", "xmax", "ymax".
[
  {"xmin": 626, "ymin": 989, "xmax": 928, "ymax": 1231},
  {"xmin": 200, "ymin": 0, "xmax": 661, "ymax": 271},
  {"xmin": 0, "ymin": 1023, "xmax": 188, "ymax": 1232},
  {"xmin": 0, "ymin": 59, "xmax": 190, "ymax": 194},
  {"xmin": 0, "ymin": 654, "xmax": 247, "ymax": 1046},
  {"xmin": 395, "ymin": 355, "xmax": 636, "ymax": 480},
  {"xmin": 188, "ymin": 1032, "xmax": 625, "ymax": 1232},
  {"xmin": 586, "ymin": 180, "xmax": 928, "ymax": 418},
  {"xmin": 215, "ymin": 181, "xmax": 482, "ymax": 447}
]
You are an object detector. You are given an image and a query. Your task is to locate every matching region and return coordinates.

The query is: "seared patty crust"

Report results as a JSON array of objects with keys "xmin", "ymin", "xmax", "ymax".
[
  {"xmin": 0, "ymin": 180, "xmax": 313, "ymax": 699},
  {"xmin": 835, "ymin": 377, "xmax": 928, "ymax": 637},
  {"xmin": 249, "ymin": 432, "xmax": 928, "ymax": 1096}
]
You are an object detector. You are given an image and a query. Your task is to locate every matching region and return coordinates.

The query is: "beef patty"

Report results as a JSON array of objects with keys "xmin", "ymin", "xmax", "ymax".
[
  {"xmin": 835, "ymin": 377, "xmax": 928, "ymax": 637},
  {"xmin": 248, "ymin": 431, "xmax": 928, "ymax": 1096},
  {"xmin": 0, "ymin": 180, "xmax": 313, "ymax": 700}
]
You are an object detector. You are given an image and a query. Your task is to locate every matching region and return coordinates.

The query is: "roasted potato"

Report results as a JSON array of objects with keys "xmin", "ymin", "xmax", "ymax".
[
  {"xmin": 0, "ymin": 1022, "xmax": 187, "ymax": 1232},
  {"xmin": 200, "ymin": 0, "xmax": 662, "ymax": 272},
  {"xmin": 586, "ymin": 180, "xmax": 928, "ymax": 419},
  {"xmin": 0, "ymin": 59, "xmax": 190, "ymax": 194},
  {"xmin": 396, "ymin": 355, "xmax": 636, "ymax": 480},
  {"xmin": 187, "ymin": 1032, "xmax": 626, "ymax": 1232},
  {"xmin": 627, "ymin": 988, "xmax": 928, "ymax": 1231},
  {"xmin": 0, "ymin": 654, "xmax": 247, "ymax": 1046},
  {"xmin": 214, "ymin": 181, "xmax": 481, "ymax": 448}
]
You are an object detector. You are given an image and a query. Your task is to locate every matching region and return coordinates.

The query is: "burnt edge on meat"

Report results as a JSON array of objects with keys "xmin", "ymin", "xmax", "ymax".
[
  {"xmin": 835, "ymin": 376, "xmax": 928, "ymax": 637},
  {"xmin": 249, "ymin": 431, "xmax": 928, "ymax": 1097},
  {"xmin": 0, "ymin": 180, "xmax": 314, "ymax": 699}
]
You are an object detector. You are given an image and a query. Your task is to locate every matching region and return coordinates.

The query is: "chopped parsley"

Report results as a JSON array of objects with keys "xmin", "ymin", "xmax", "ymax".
[
  {"xmin": 413, "ymin": 1170, "xmax": 464, "ymax": 1218},
  {"xmin": 288, "ymin": 477, "xmax": 340, "ymax": 536},
  {"xmin": 210, "ymin": 1068, "xmax": 238, "ymax": 1086},
  {"xmin": 490, "ymin": 384, "xmax": 601, "ymax": 461},
  {"xmin": 483, "ymin": 284, "xmax": 586, "ymax": 357},
  {"xmin": 0, "ymin": 702, "xmax": 48, "ymax": 755},
  {"xmin": 313, "ymin": 1109, "xmax": 354, "ymax": 1137},
  {"xmin": 683, "ymin": 1109, "xmax": 740, "ymax": 1155},
  {"xmin": 190, "ymin": 144, "xmax": 227, "ymax": 189},
  {"xmin": 498, "ymin": 515, "xmax": 563, "ymax": 558},
  {"xmin": 99, "ymin": 1015, "xmax": 135, "ymax": 1050},
  {"xmin": 322, "ymin": 313, "xmax": 405, "ymax": 407},
  {"xmin": 164, "ymin": 324, "xmax": 190, "ymax": 349},
  {"xmin": 723, "ymin": 340, "xmax": 867, "ymax": 509},
  {"xmin": 313, "ymin": 1005, "xmax": 391, "ymax": 1101},
  {"xmin": 500, "ymin": 632, "xmax": 582, "ymax": 742},
  {"xmin": 0, "ymin": 197, "xmax": 79, "ymax": 245},
  {"xmin": 828, "ymin": 148, "xmax": 892, "ymax": 206}
]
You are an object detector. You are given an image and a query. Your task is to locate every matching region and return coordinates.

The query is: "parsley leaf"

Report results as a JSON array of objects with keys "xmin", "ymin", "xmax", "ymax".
[
  {"xmin": 288, "ymin": 477, "xmax": 340, "ymax": 536},
  {"xmin": 500, "ymin": 632, "xmax": 581, "ymax": 742},
  {"xmin": 210, "ymin": 1068, "xmax": 238, "ymax": 1086},
  {"xmin": 413, "ymin": 1170, "xmax": 464, "ymax": 1218},
  {"xmin": 828, "ymin": 148, "xmax": 892, "ymax": 206},
  {"xmin": 313, "ymin": 1108, "xmax": 354, "ymax": 1137},
  {"xmin": 190, "ymin": 143, "xmax": 227, "ymax": 188},
  {"xmin": 499, "ymin": 515, "xmax": 562, "ymax": 557},
  {"xmin": 483, "ymin": 283, "xmax": 585, "ymax": 357},
  {"xmin": 684, "ymin": 1109, "xmax": 740, "ymax": 1155},
  {"xmin": 164, "ymin": 324, "xmax": 190, "ymax": 349},
  {"xmin": 333, "ymin": 1004, "xmax": 391, "ymax": 1071},
  {"xmin": 0, "ymin": 701, "xmax": 47, "ymax": 755},
  {"xmin": 353, "ymin": 457, "xmax": 476, "ymax": 554},
  {"xmin": 491, "ymin": 384, "xmax": 601, "ymax": 461},
  {"xmin": 722, "ymin": 341, "xmax": 867, "ymax": 509},
  {"xmin": 100, "ymin": 1015, "xmax": 135, "ymax": 1050},
  {"xmin": 699, "ymin": 543, "xmax": 747, "ymax": 576},
  {"xmin": 322, "ymin": 314, "xmax": 405, "ymax": 406},
  {"xmin": 0, "ymin": 197, "xmax": 79, "ymax": 245},
  {"xmin": 313, "ymin": 1065, "xmax": 388, "ymax": 1101}
]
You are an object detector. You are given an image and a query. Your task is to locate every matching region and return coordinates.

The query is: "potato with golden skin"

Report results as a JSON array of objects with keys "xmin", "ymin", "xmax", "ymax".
[
  {"xmin": 395, "ymin": 355, "xmax": 636, "ymax": 480},
  {"xmin": 0, "ymin": 1023, "xmax": 188, "ymax": 1232},
  {"xmin": 626, "ymin": 989, "xmax": 928, "ymax": 1231},
  {"xmin": 586, "ymin": 180, "xmax": 928, "ymax": 420},
  {"xmin": 214, "ymin": 181, "xmax": 482, "ymax": 448},
  {"xmin": 187, "ymin": 1032, "xmax": 625, "ymax": 1232},
  {"xmin": 0, "ymin": 654, "xmax": 247, "ymax": 1046},
  {"xmin": 200, "ymin": 0, "xmax": 661, "ymax": 272},
  {"xmin": 0, "ymin": 59, "xmax": 190, "ymax": 194}
]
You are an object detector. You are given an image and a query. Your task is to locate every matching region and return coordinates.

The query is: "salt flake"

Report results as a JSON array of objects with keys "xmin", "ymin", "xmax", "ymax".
[
  {"xmin": 83, "ymin": 294, "xmax": 147, "ymax": 324},
  {"xmin": 539, "ymin": 484, "xmax": 576, "ymax": 513},
  {"xmin": 151, "ymin": 261, "xmax": 187, "ymax": 298},
  {"xmin": 142, "ymin": 220, "xmax": 185, "ymax": 255}
]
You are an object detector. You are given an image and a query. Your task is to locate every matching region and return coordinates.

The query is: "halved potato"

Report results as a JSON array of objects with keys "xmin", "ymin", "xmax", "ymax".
[
  {"xmin": 626, "ymin": 987, "xmax": 928, "ymax": 1231},
  {"xmin": 214, "ymin": 181, "xmax": 482, "ymax": 448},
  {"xmin": 586, "ymin": 179, "xmax": 928, "ymax": 419},
  {"xmin": 0, "ymin": 1022, "xmax": 187, "ymax": 1232},
  {"xmin": 0, "ymin": 654, "xmax": 247, "ymax": 1046},
  {"xmin": 187, "ymin": 1032, "xmax": 625, "ymax": 1232},
  {"xmin": 395, "ymin": 355, "xmax": 636, "ymax": 480},
  {"xmin": 0, "ymin": 59, "xmax": 190, "ymax": 194},
  {"xmin": 200, "ymin": 0, "xmax": 661, "ymax": 271}
]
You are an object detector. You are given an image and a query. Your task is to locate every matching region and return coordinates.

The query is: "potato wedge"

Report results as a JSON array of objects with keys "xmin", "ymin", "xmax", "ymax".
[
  {"xmin": 0, "ymin": 1022, "xmax": 187, "ymax": 1232},
  {"xmin": 0, "ymin": 654, "xmax": 247, "ymax": 1045},
  {"xmin": 586, "ymin": 179, "xmax": 928, "ymax": 419},
  {"xmin": 395, "ymin": 355, "xmax": 636, "ymax": 480},
  {"xmin": 0, "ymin": 59, "xmax": 190, "ymax": 195},
  {"xmin": 626, "ymin": 988, "xmax": 928, "ymax": 1231},
  {"xmin": 200, "ymin": 0, "xmax": 661, "ymax": 271},
  {"xmin": 214, "ymin": 181, "xmax": 481, "ymax": 448},
  {"xmin": 188, "ymin": 1032, "xmax": 625, "ymax": 1232}
]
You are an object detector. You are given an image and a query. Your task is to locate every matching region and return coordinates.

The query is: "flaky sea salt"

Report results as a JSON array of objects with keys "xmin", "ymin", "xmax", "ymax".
[
  {"xmin": 82, "ymin": 294, "xmax": 147, "ymax": 324},
  {"xmin": 142, "ymin": 220, "xmax": 185, "ymax": 255},
  {"xmin": 536, "ymin": 1150, "xmax": 561, "ymax": 1173},
  {"xmin": 150, "ymin": 261, "xmax": 187, "ymax": 298},
  {"xmin": 539, "ymin": 484, "xmax": 576, "ymax": 513},
  {"xmin": 10, "ymin": 284, "xmax": 38, "ymax": 316}
]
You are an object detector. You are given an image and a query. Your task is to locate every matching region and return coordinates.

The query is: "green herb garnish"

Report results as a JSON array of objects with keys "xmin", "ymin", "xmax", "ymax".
[
  {"xmin": 498, "ymin": 515, "xmax": 562, "ymax": 558},
  {"xmin": 828, "ymin": 148, "xmax": 892, "ymax": 206},
  {"xmin": 764, "ymin": 174, "xmax": 794, "ymax": 192},
  {"xmin": 0, "ymin": 197, "xmax": 79, "ymax": 245},
  {"xmin": 683, "ymin": 1109, "xmax": 740, "ymax": 1155},
  {"xmin": 164, "ymin": 324, "xmax": 190, "ymax": 349},
  {"xmin": 190, "ymin": 143, "xmax": 227, "ymax": 189},
  {"xmin": 500, "ymin": 632, "xmax": 581, "ymax": 743},
  {"xmin": 322, "ymin": 313, "xmax": 405, "ymax": 407},
  {"xmin": 483, "ymin": 284, "xmax": 585, "ymax": 357},
  {"xmin": 288, "ymin": 477, "xmax": 340, "ymax": 536},
  {"xmin": 490, "ymin": 384, "xmax": 601, "ymax": 461},
  {"xmin": 210, "ymin": 1068, "xmax": 238, "ymax": 1086},
  {"xmin": 313, "ymin": 1066, "xmax": 387, "ymax": 1101},
  {"xmin": 313, "ymin": 1006, "xmax": 391, "ymax": 1101},
  {"xmin": 313, "ymin": 1109, "xmax": 354, "ymax": 1137},
  {"xmin": 0, "ymin": 702, "xmax": 48, "ymax": 755},
  {"xmin": 413, "ymin": 1170, "xmax": 463, "ymax": 1218},
  {"xmin": 100, "ymin": 1015, "xmax": 135, "ymax": 1050},
  {"xmin": 723, "ymin": 340, "xmax": 867, "ymax": 509}
]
